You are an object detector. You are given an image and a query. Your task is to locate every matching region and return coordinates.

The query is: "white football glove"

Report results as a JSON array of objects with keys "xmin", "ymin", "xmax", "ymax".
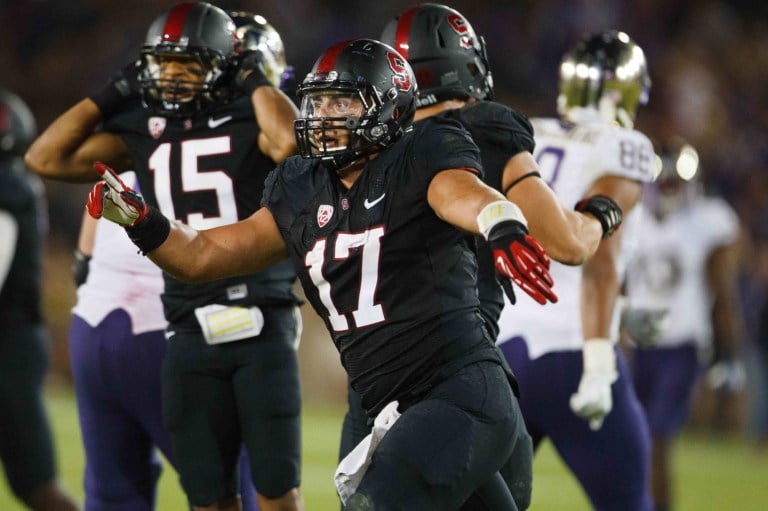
[
  {"xmin": 86, "ymin": 162, "xmax": 148, "ymax": 227},
  {"xmin": 620, "ymin": 305, "xmax": 670, "ymax": 348},
  {"xmin": 706, "ymin": 358, "xmax": 747, "ymax": 393},
  {"xmin": 569, "ymin": 339, "xmax": 618, "ymax": 431}
]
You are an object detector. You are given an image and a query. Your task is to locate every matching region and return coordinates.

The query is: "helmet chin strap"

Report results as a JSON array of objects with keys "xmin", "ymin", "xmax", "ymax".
[
  {"xmin": 598, "ymin": 96, "xmax": 635, "ymax": 128},
  {"xmin": 615, "ymin": 108, "xmax": 634, "ymax": 129}
]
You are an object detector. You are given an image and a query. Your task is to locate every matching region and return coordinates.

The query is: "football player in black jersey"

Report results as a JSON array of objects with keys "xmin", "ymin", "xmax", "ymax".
[
  {"xmin": 84, "ymin": 38, "xmax": 558, "ymax": 510},
  {"xmin": 373, "ymin": 6, "xmax": 626, "ymax": 510},
  {"xmin": 0, "ymin": 89, "xmax": 81, "ymax": 511},
  {"xmin": 25, "ymin": 3, "xmax": 302, "ymax": 511}
]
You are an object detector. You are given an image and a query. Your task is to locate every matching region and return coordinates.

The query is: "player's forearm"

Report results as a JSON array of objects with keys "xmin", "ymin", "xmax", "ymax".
[
  {"xmin": 708, "ymin": 241, "xmax": 745, "ymax": 357},
  {"xmin": 147, "ymin": 216, "xmax": 288, "ymax": 283},
  {"xmin": 506, "ymin": 171, "xmax": 602, "ymax": 265},
  {"xmin": 429, "ymin": 169, "xmax": 505, "ymax": 234},
  {"xmin": 25, "ymin": 99, "xmax": 103, "ymax": 180},
  {"xmin": 580, "ymin": 238, "xmax": 621, "ymax": 339},
  {"xmin": 254, "ymin": 86, "xmax": 299, "ymax": 163},
  {"xmin": 525, "ymin": 197, "xmax": 602, "ymax": 265},
  {"xmin": 26, "ymin": 99, "xmax": 131, "ymax": 181},
  {"xmin": 77, "ymin": 210, "xmax": 98, "ymax": 255},
  {"xmin": 147, "ymin": 222, "xmax": 236, "ymax": 283}
]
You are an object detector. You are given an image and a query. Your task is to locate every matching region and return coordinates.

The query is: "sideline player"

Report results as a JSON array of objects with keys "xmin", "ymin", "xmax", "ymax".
[
  {"xmin": 624, "ymin": 139, "xmax": 743, "ymax": 511},
  {"xmin": 0, "ymin": 88, "xmax": 81, "ymax": 511}
]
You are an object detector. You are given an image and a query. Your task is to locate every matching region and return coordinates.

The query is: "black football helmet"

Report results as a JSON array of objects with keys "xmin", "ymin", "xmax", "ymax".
[
  {"xmin": 228, "ymin": 11, "xmax": 287, "ymax": 88},
  {"xmin": 380, "ymin": 3, "xmax": 493, "ymax": 107},
  {"xmin": 0, "ymin": 88, "xmax": 36, "ymax": 158},
  {"xmin": 294, "ymin": 39, "xmax": 417, "ymax": 170},
  {"xmin": 139, "ymin": 1, "xmax": 240, "ymax": 117},
  {"xmin": 558, "ymin": 30, "xmax": 651, "ymax": 128}
]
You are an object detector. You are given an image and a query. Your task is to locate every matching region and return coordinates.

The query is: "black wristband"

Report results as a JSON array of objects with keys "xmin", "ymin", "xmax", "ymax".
[
  {"xmin": 125, "ymin": 205, "xmax": 171, "ymax": 255},
  {"xmin": 72, "ymin": 249, "xmax": 91, "ymax": 287},
  {"xmin": 240, "ymin": 69, "xmax": 272, "ymax": 95},
  {"xmin": 575, "ymin": 195, "xmax": 623, "ymax": 238},
  {"xmin": 89, "ymin": 81, "xmax": 124, "ymax": 119}
]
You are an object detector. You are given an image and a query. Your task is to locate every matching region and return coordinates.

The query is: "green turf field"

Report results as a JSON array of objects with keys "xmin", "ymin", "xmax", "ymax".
[{"xmin": 1, "ymin": 386, "xmax": 767, "ymax": 510}]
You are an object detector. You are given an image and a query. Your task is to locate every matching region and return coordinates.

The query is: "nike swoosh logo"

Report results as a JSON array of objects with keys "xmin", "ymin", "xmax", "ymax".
[
  {"xmin": 208, "ymin": 115, "xmax": 232, "ymax": 128},
  {"xmin": 363, "ymin": 193, "xmax": 386, "ymax": 209}
]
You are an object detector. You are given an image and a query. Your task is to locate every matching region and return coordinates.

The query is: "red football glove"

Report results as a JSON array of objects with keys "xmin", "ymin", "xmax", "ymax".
[
  {"xmin": 87, "ymin": 162, "xmax": 149, "ymax": 226},
  {"xmin": 488, "ymin": 220, "xmax": 557, "ymax": 305}
]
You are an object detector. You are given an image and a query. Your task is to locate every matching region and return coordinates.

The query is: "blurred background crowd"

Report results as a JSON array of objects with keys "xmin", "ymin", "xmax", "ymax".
[{"xmin": 1, "ymin": 0, "xmax": 767, "ymax": 441}]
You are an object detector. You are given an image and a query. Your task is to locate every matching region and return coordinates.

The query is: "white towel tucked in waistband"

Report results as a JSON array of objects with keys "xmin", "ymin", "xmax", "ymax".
[{"xmin": 334, "ymin": 400, "xmax": 401, "ymax": 505}]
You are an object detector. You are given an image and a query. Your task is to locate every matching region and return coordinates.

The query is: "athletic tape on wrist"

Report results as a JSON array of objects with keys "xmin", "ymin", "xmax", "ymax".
[
  {"xmin": 476, "ymin": 200, "xmax": 527, "ymax": 240},
  {"xmin": 582, "ymin": 338, "xmax": 617, "ymax": 373}
]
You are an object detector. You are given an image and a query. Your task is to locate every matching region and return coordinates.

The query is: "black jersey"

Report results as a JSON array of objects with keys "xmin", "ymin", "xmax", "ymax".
[
  {"xmin": 264, "ymin": 116, "xmax": 501, "ymax": 415},
  {"xmin": 0, "ymin": 158, "xmax": 45, "ymax": 330},
  {"xmin": 105, "ymin": 97, "xmax": 299, "ymax": 324},
  {"xmin": 440, "ymin": 101, "xmax": 535, "ymax": 338}
]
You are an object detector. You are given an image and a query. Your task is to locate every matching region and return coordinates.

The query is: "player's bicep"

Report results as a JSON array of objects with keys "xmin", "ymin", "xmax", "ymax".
[
  {"xmin": 224, "ymin": 207, "xmax": 289, "ymax": 272},
  {"xmin": 152, "ymin": 208, "xmax": 288, "ymax": 283},
  {"xmin": 199, "ymin": 208, "xmax": 288, "ymax": 276}
]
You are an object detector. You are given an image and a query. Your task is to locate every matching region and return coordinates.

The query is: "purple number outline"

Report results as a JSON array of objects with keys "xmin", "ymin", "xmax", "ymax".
[{"xmin": 535, "ymin": 146, "xmax": 565, "ymax": 187}]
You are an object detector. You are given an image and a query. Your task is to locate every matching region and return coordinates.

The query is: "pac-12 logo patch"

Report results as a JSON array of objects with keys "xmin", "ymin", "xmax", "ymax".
[
  {"xmin": 317, "ymin": 205, "xmax": 334, "ymax": 228},
  {"xmin": 148, "ymin": 117, "xmax": 166, "ymax": 139}
]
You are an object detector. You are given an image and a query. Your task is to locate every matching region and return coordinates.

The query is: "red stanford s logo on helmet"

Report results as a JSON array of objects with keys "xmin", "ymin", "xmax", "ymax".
[
  {"xmin": 446, "ymin": 13, "xmax": 473, "ymax": 49},
  {"xmin": 380, "ymin": 4, "xmax": 494, "ymax": 107},
  {"xmin": 386, "ymin": 51, "xmax": 412, "ymax": 92}
]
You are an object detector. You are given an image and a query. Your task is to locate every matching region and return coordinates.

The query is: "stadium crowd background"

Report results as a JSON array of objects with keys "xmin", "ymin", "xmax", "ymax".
[{"xmin": 1, "ymin": 0, "xmax": 766, "ymax": 439}]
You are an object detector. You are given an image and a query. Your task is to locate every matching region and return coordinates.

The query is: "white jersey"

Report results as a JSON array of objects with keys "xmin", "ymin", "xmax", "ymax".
[
  {"xmin": 624, "ymin": 197, "xmax": 739, "ymax": 349},
  {"xmin": 497, "ymin": 118, "xmax": 655, "ymax": 359},
  {"xmin": 72, "ymin": 171, "xmax": 167, "ymax": 334}
]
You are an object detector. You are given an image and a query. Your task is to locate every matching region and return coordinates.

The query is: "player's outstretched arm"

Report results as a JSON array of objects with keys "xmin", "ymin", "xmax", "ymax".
[
  {"xmin": 234, "ymin": 50, "xmax": 300, "ymax": 163},
  {"xmin": 503, "ymin": 151, "xmax": 605, "ymax": 265},
  {"xmin": 428, "ymin": 168, "xmax": 557, "ymax": 305},
  {"xmin": 26, "ymin": 60, "xmax": 141, "ymax": 181},
  {"xmin": 148, "ymin": 208, "xmax": 289, "ymax": 283},
  {"xmin": 25, "ymin": 99, "xmax": 131, "ymax": 182},
  {"xmin": 87, "ymin": 162, "xmax": 289, "ymax": 283}
]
